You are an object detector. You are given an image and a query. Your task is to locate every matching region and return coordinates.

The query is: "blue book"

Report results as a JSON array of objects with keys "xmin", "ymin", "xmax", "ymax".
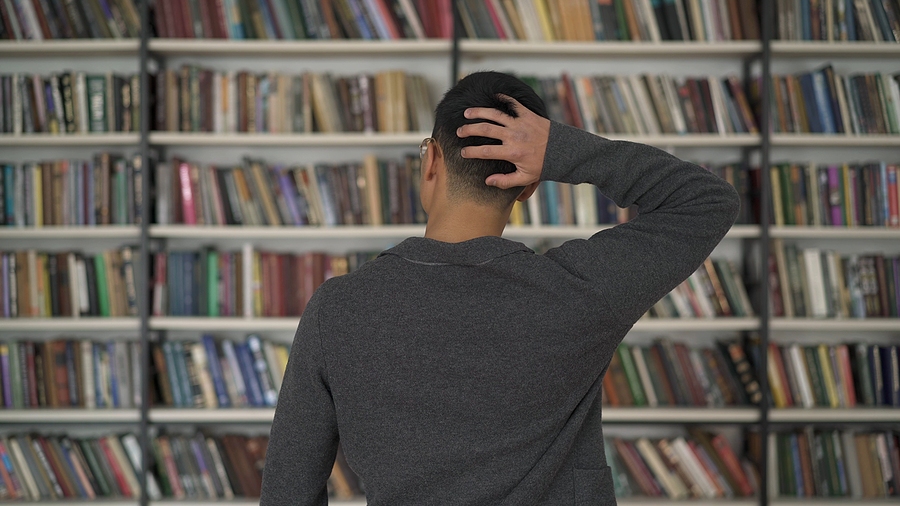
[
  {"xmin": 789, "ymin": 434, "xmax": 805, "ymax": 496},
  {"xmin": 236, "ymin": 343, "xmax": 264, "ymax": 407},
  {"xmin": 315, "ymin": 165, "xmax": 338, "ymax": 226},
  {"xmin": 880, "ymin": 162, "xmax": 890, "ymax": 225},
  {"xmin": 107, "ymin": 342, "xmax": 120, "ymax": 408},
  {"xmin": 811, "ymin": 70, "xmax": 836, "ymax": 133},
  {"xmin": 57, "ymin": 439, "xmax": 87, "ymax": 497},
  {"xmin": 92, "ymin": 344, "xmax": 104, "ymax": 408},
  {"xmin": 868, "ymin": 0, "xmax": 896, "ymax": 41},
  {"xmin": 167, "ymin": 252, "xmax": 177, "ymax": 316},
  {"xmin": 800, "ymin": 0, "xmax": 811, "ymax": 40},
  {"xmin": 544, "ymin": 181, "xmax": 559, "ymax": 225},
  {"xmin": 846, "ymin": 0, "xmax": 857, "ymax": 40},
  {"xmin": 3, "ymin": 165, "xmax": 13, "ymax": 225},
  {"xmin": 162, "ymin": 341, "xmax": 184, "ymax": 407},
  {"xmin": 882, "ymin": 345, "xmax": 899, "ymax": 406},
  {"xmin": 588, "ymin": 0, "xmax": 604, "ymax": 40},
  {"xmin": 173, "ymin": 341, "xmax": 194, "ymax": 407},
  {"xmin": 248, "ymin": 335, "xmax": 277, "ymax": 406},
  {"xmin": 831, "ymin": 431, "xmax": 849, "ymax": 495},
  {"xmin": 255, "ymin": 0, "xmax": 279, "ymax": 39},
  {"xmin": 201, "ymin": 334, "xmax": 231, "ymax": 408},
  {"xmin": 221, "ymin": 340, "xmax": 247, "ymax": 405},
  {"xmin": 86, "ymin": 162, "xmax": 96, "ymax": 226},
  {"xmin": 820, "ymin": 66, "xmax": 845, "ymax": 133},
  {"xmin": 799, "ymin": 74, "xmax": 823, "ymax": 133},
  {"xmin": 347, "ymin": 0, "xmax": 374, "ymax": 39},
  {"xmin": 183, "ymin": 253, "xmax": 195, "ymax": 316}
]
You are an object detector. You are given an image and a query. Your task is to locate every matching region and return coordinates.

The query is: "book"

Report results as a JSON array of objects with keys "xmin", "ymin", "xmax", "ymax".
[
  {"xmin": 0, "ymin": 0, "xmax": 142, "ymax": 39},
  {"xmin": 776, "ymin": 0, "xmax": 900, "ymax": 41}
]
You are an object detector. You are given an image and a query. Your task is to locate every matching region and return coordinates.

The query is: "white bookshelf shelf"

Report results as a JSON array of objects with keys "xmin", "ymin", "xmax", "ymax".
[
  {"xmin": 0, "ymin": 40, "xmax": 139, "ymax": 56},
  {"xmin": 603, "ymin": 407, "xmax": 758, "ymax": 423},
  {"xmin": 0, "ymin": 226, "xmax": 141, "ymax": 239},
  {"xmin": 0, "ymin": 133, "xmax": 141, "ymax": 146},
  {"xmin": 771, "ymin": 41, "xmax": 900, "ymax": 57},
  {"xmin": 148, "ymin": 131, "xmax": 427, "ymax": 147},
  {"xmin": 606, "ymin": 134, "xmax": 760, "ymax": 147},
  {"xmin": 770, "ymin": 318, "xmax": 900, "ymax": 331},
  {"xmin": 149, "ymin": 38, "xmax": 451, "ymax": 55},
  {"xmin": 769, "ymin": 227, "xmax": 900, "ymax": 239},
  {"xmin": 769, "ymin": 408, "xmax": 900, "ymax": 423},
  {"xmin": 632, "ymin": 317, "xmax": 760, "ymax": 332},
  {"xmin": 150, "ymin": 408, "xmax": 275, "ymax": 424},
  {"xmin": 150, "ymin": 224, "xmax": 758, "ymax": 240},
  {"xmin": 0, "ymin": 318, "xmax": 140, "ymax": 331},
  {"xmin": 460, "ymin": 40, "xmax": 762, "ymax": 57},
  {"xmin": 149, "ymin": 317, "xmax": 298, "ymax": 331},
  {"xmin": 770, "ymin": 134, "xmax": 900, "ymax": 147},
  {"xmin": 0, "ymin": 409, "xmax": 140, "ymax": 423},
  {"xmin": 22, "ymin": 501, "xmax": 137, "ymax": 506}
]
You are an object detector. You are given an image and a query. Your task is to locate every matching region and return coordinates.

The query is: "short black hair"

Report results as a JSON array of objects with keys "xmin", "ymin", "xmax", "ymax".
[{"xmin": 432, "ymin": 71, "xmax": 548, "ymax": 207}]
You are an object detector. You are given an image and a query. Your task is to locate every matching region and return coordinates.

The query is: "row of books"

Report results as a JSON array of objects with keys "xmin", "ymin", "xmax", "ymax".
[
  {"xmin": 776, "ymin": 0, "xmax": 900, "ymax": 42},
  {"xmin": 155, "ymin": 155, "xmax": 426, "ymax": 227},
  {"xmin": 770, "ymin": 428, "xmax": 900, "ymax": 498},
  {"xmin": 767, "ymin": 343, "xmax": 900, "ymax": 409},
  {"xmin": 647, "ymin": 258, "xmax": 755, "ymax": 318},
  {"xmin": 457, "ymin": 0, "xmax": 761, "ymax": 42},
  {"xmin": 151, "ymin": 0, "xmax": 453, "ymax": 40},
  {"xmin": 606, "ymin": 430, "xmax": 756, "ymax": 499},
  {"xmin": 770, "ymin": 241, "xmax": 900, "ymax": 318},
  {"xmin": 0, "ymin": 0, "xmax": 141, "ymax": 40},
  {"xmin": 0, "ymin": 248, "xmax": 139, "ymax": 319},
  {"xmin": 770, "ymin": 162, "xmax": 900, "ymax": 228},
  {"xmin": 768, "ymin": 67, "xmax": 900, "ymax": 135},
  {"xmin": 0, "ymin": 432, "xmax": 155, "ymax": 501},
  {"xmin": 602, "ymin": 339, "xmax": 761, "ymax": 408},
  {"xmin": 154, "ymin": 68, "xmax": 434, "ymax": 134},
  {"xmin": 151, "ymin": 248, "xmax": 376, "ymax": 317},
  {"xmin": 526, "ymin": 73, "xmax": 758, "ymax": 136},
  {"xmin": 0, "ymin": 340, "xmax": 140, "ymax": 409},
  {"xmin": 0, "ymin": 73, "xmax": 142, "ymax": 135},
  {"xmin": 2, "ymin": 155, "xmax": 144, "ymax": 227},
  {"xmin": 150, "ymin": 334, "xmax": 289, "ymax": 408}
]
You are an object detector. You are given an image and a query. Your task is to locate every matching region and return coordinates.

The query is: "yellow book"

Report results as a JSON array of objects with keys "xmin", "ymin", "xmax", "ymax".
[
  {"xmin": 510, "ymin": 201, "xmax": 526, "ymax": 226},
  {"xmin": 32, "ymin": 165, "xmax": 43, "ymax": 227},
  {"xmin": 532, "ymin": 0, "xmax": 556, "ymax": 40},
  {"xmin": 817, "ymin": 344, "xmax": 840, "ymax": 408},
  {"xmin": 41, "ymin": 254, "xmax": 51, "ymax": 317},
  {"xmin": 274, "ymin": 344, "xmax": 290, "ymax": 379},
  {"xmin": 842, "ymin": 163, "xmax": 854, "ymax": 226},
  {"xmin": 770, "ymin": 166, "xmax": 784, "ymax": 226},
  {"xmin": 767, "ymin": 345, "xmax": 788, "ymax": 408},
  {"xmin": 252, "ymin": 250, "xmax": 263, "ymax": 317}
]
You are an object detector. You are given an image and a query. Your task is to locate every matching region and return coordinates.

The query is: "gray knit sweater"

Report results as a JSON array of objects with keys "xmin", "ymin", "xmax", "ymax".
[{"xmin": 260, "ymin": 121, "xmax": 740, "ymax": 505}]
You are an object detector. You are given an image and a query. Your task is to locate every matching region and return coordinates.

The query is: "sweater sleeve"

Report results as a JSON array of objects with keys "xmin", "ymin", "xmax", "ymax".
[
  {"xmin": 541, "ymin": 121, "xmax": 741, "ymax": 325},
  {"xmin": 260, "ymin": 290, "xmax": 338, "ymax": 506}
]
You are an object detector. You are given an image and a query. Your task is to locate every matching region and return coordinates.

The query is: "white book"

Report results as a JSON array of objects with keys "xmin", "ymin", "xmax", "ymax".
[
  {"xmin": 31, "ymin": 76, "xmax": 46, "ymax": 132},
  {"xmin": 115, "ymin": 342, "xmax": 132, "ymax": 408},
  {"xmin": 767, "ymin": 432, "xmax": 778, "ymax": 499},
  {"xmin": 213, "ymin": 71, "xmax": 223, "ymax": 133},
  {"xmin": 75, "ymin": 72, "xmax": 89, "ymax": 133},
  {"xmin": 635, "ymin": 438, "xmax": 687, "ymax": 499},
  {"xmin": 637, "ymin": 0, "xmax": 662, "ymax": 41},
  {"xmin": 190, "ymin": 343, "xmax": 219, "ymax": 409},
  {"xmin": 67, "ymin": 253, "xmax": 79, "ymax": 317},
  {"xmin": 617, "ymin": 76, "xmax": 647, "ymax": 135},
  {"xmin": 6, "ymin": 437, "xmax": 40, "ymax": 500},
  {"xmin": 668, "ymin": 285, "xmax": 694, "ymax": 317},
  {"xmin": 572, "ymin": 78, "xmax": 599, "ymax": 134},
  {"xmin": 802, "ymin": 248, "xmax": 828, "ymax": 318},
  {"xmin": 131, "ymin": 341, "xmax": 142, "ymax": 407},
  {"xmin": 687, "ymin": 272, "xmax": 717, "ymax": 317},
  {"xmin": 81, "ymin": 341, "xmax": 95, "ymax": 409},
  {"xmin": 397, "ymin": 0, "xmax": 426, "ymax": 38},
  {"xmin": 672, "ymin": 437, "xmax": 718, "ymax": 498},
  {"xmin": 76, "ymin": 257, "xmax": 90, "ymax": 315},
  {"xmin": 573, "ymin": 184, "xmax": 597, "ymax": 226},
  {"xmin": 220, "ymin": 355, "xmax": 244, "ymax": 408},
  {"xmin": 106, "ymin": 436, "xmax": 141, "ymax": 497},
  {"xmin": 516, "ymin": 0, "xmax": 545, "ymax": 41},
  {"xmin": 263, "ymin": 340, "xmax": 284, "ymax": 393},
  {"xmin": 841, "ymin": 430, "xmax": 863, "ymax": 498},
  {"xmin": 886, "ymin": 75, "xmax": 900, "ymax": 134},
  {"xmin": 489, "ymin": 0, "xmax": 515, "ymax": 39},
  {"xmin": 631, "ymin": 347, "xmax": 658, "ymax": 407},
  {"xmin": 629, "ymin": 75, "xmax": 662, "ymax": 135},
  {"xmin": 18, "ymin": 0, "xmax": 42, "ymax": 40},
  {"xmin": 221, "ymin": 340, "xmax": 247, "ymax": 406},
  {"xmin": 708, "ymin": 77, "xmax": 730, "ymax": 135},
  {"xmin": 205, "ymin": 437, "xmax": 235, "ymax": 499},
  {"xmin": 788, "ymin": 344, "xmax": 815, "ymax": 408},
  {"xmin": 700, "ymin": 0, "xmax": 717, "ymax": 41},
  {"xmin": 661, "ymin": 76, "xmax": 687, "ymax": 134},
  {"xmin": 227, "ymin": 71, "xmax": 238, "ymax": 133},
  {"xmin": 527, "ymin": 184, "xmax": 542, "ymax": 227},
  {"xmin": 121, "ymin": 434, "xmax": 162, "ymax": 500}
]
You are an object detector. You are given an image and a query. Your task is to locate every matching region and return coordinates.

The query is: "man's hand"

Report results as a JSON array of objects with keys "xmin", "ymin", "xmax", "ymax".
[{"xmin": 457, "ymin": 95, "xmax": 551, "ymax": 190}]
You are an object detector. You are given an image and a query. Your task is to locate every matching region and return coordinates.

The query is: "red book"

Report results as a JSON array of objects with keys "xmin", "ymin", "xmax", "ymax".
[
  {"xmin": 438, "ymin": 0, "xmax": 453, "ymax": 38},
  {"xmin": 153, "ymin": 0, "xmax": 169, "ymax": 38},
  {"xmin": 37, "ymin": 438, "xmax": 73, "ymax": 498},
  {"xmin": 560, "ymin": 73, "xmax": 584, "ymax": 130},
  {"xmin": 370, "ymin": 0, "xmax": 401, "ymax": 38},
  {"xmin": 211, "ymin": 0, "xmax": 229, "ymax": 38},
  {"xmin": 673, "ymin": 343, "xmax": 706, "ymax": 406},
  {"xmin": 686, "ymin": 439, "xmax": 726, "ymax": 496},
  {"xmin": 614, "ymin": 439, "xmax": 661, "ymax": 496},
  {"xmin": 888, "ymin": 165, "xmax": 899, "ymax": 227},
  {"xmin": 179, "ymin": 0, "xmax": 196, "ymax": 38},
  {"xmin": 0, "ymin": 441, "xmax": 20, "ymax": 498},
  {"xmin": 415, "ymin": 0, "xmax": 436, "ymax": 37},
  {"xmin": 482, "ymin": 0, "xmax": 508, "ymax": 39},
  {"xmin": 198, "ymin": 0, "xmax": 215, "ymax": 39},
  {"xmin": 98, "ymin": 437, "xmax": 132, "ymax": 497},
  {"xmin": 178, "ymin": 162, "xmax": 197, "ymax": 225},
  {"xmin": 602, "ymin": 374, "xmax": 621, "ymax": 406},
  {"xmin": 30, "ymin": 0, "xmax": 53, "ymax": 39},
  {"xmin": 836, "ymin": 344, "xmax": 857, "ymax": 407},
  {"xmin": 711, "ymin": 434, "xmax": 754, "ymax": 496}
]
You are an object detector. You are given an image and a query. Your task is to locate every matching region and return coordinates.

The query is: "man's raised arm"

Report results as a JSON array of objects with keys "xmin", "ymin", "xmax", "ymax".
[{"xmin": 460, "ymin": 97, "xmax": 740, "ymax": 325}]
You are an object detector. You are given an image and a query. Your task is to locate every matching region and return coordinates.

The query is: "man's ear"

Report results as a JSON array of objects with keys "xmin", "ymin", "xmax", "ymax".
[{"xmin": 516, "ymin": 181, "xmax": 539, "ymax": 202}]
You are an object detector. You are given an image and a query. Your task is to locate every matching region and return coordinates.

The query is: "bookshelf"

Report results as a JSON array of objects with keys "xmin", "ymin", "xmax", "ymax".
[{"xmin": 1, "ymin": 0, "xmax": 899, "ymax": 504}]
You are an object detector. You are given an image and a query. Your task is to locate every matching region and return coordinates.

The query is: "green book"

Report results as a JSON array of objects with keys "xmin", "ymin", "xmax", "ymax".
[
  {"xmin": 197, "ymin": 250, "xmax": 208, "ymax": 317},
  {"xmin": 855, "ymin": 343, "xmax": 876, "ymax": 406},
  {"xmin": 207, "ymin": 250, "xmax": 219, "ymax": 317},
  {"xmin": 613, "ymin": 0, "xmax": 629, "ymax": 40},
  {"xmin": 8, "ymin": 341, "xmax": 22, "ymax": 409},
  {"xmin": 779, "ymin": 164, "xmax": 795, "ymax": 226},
  {"xmin": 604, "ymin": 439, "xmax": 631, "ymax": 497},
  {"xmin": 149, "ymin": 439, "xmax": 173, "ymax": 497},
  {"xmin": 803, "ymin": 346, "xmax": 828, "ymax": 407},
  {"xmin": 85, "ymin": 75, "xmax": 107, "ymax": 133},
  {"xmin": 282, "ymin": 0, "xmax": 308, "ymax": 38},
  {"xmin": 93, "ymin": 255, "xmax": 110, "ymax": 317},
  {"xmin": 77, "ymin": 439, "xmax": 112, "ymax": 497},
  {"xmin": 641, "ymin": 346, "xmax": 671, "ymax": 405},
  {"xmin": 616, "ymin": 345, "xmax": 646, "ymax": 406}
]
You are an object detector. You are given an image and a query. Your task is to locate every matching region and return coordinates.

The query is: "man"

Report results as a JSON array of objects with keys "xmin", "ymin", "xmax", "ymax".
[{"xmin": 260, "ymin": 71, "xmax": 740, "ymax": 505}]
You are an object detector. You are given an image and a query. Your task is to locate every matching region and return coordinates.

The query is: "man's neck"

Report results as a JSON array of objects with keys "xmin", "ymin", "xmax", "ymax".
[{"xmin": 423, "ymin": 203, "xmax": 509, "ymax": 243}]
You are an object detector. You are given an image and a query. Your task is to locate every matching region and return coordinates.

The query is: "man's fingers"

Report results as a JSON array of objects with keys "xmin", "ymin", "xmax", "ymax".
[
  {"xmin": 485, "ymin": 172, "xmax": 531, "ymax": 190},
  {"xmin": 460, "ymin": 144, "xmax": 511, "ymax": 161},
  {"xmin": 463, "ymin": 106, "xmax": 513, "ymax": 125},
  {"xmin": 457, "ymin": 122, "xmax": 508, "ymax": 140}
]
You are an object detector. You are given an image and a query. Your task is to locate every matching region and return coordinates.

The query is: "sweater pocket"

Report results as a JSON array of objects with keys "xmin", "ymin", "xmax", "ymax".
[{"xmin": 574, "ymin": 466, "xmax": 616, "ymax": 505}]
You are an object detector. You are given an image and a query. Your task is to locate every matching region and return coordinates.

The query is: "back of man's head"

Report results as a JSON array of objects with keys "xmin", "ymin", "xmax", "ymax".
[{"xmin": 432, "ymin": 71, "xmax": 548, "ymax": 208}]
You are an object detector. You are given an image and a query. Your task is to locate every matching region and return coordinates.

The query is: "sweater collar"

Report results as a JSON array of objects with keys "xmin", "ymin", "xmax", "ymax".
[{"xmin": 380, "ymin": 236, "xmax": 533, "ymax": 266}]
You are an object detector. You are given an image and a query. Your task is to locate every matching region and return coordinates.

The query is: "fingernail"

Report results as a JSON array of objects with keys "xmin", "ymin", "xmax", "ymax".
[
  {"xmin": 456, "ymin": 127, "xmax": 462, "ymax": 136},
  {"xmin": 464, "ymin": 109, "xmax": 471, "ymax": 118},
  {"xmin": 460, "ymin": 148, "xmax": 466, "ymax": 157}
]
